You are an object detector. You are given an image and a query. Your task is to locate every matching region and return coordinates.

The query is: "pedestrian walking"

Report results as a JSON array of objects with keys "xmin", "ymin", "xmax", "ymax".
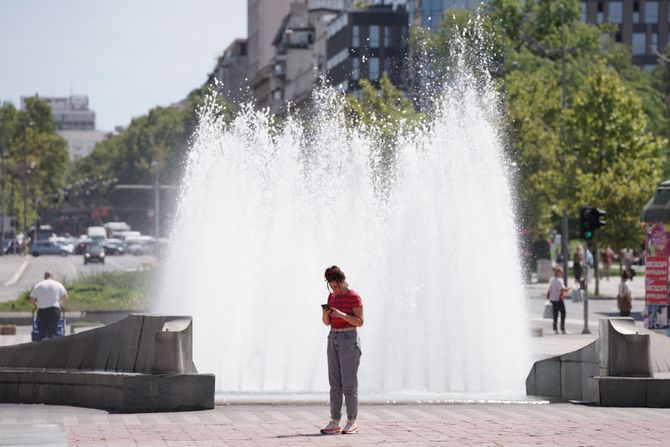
[
  {"xmin": 29, "ymin": 271, "xmax": 68, "ymax": 340},
  {"xmin": 573, "ymin": 246, "xmax": 583, "ymax": 288},
  {"xmin": 622, "ymin": 247, "xmax": 634, "ymax": 279},
  {"xmin": 617, "ymin": 270, "xmax": 633, "ymax": 317},
  {"xmin": 547, "ymin": 266, "xmax": 570, "ymax": 334},
  {"xmin": 585, "ymin": 246, "xmax": 594, "ymax": 288},
  {"xmin": 320, "ymin": 266, "xmax": 363, "ymax": 435}
]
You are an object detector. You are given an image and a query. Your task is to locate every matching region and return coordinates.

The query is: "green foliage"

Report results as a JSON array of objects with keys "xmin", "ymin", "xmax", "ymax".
[
  {"xmin": 0, "ymin": 98, "xmax": 69, "ymax": 232},
  {"xmin": 414, "ymin": 0, "xmax": 669, "ymax": 250},
  {"xmin": 565, "ymin": 63, "xmax": 665, "ymax": 248},
  {"xmin": 0, "ymin": 269, "xmax": 154, "ymax": 312},
  {"xmin": 72, "ymin": 87, "xmax": 235, "ymax": 194}
]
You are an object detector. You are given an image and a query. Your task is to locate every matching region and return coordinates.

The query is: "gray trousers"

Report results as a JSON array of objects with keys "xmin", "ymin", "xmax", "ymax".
[{"xmin": 327, "ymin": 330, "xmax": 361, "ymax": 421}]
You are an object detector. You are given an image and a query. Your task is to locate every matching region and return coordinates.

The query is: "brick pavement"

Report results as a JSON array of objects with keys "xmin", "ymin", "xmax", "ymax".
[{"xmin": 2, "ymin": 402, "xmax": 669, "ymax": 446}]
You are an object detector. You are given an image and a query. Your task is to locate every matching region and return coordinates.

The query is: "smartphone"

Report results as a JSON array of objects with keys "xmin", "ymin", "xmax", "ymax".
[{"xmin": 321, "ymin": 304, "xmax": 330, "ymax": 310}]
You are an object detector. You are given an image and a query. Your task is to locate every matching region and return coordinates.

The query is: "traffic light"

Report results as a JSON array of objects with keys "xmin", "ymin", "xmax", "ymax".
[{"xmin": 579, "ymin": 206, "xmax": 606, "ymax": 240}]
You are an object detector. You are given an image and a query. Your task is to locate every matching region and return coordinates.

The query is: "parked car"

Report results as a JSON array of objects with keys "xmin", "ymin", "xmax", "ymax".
[
  {"xmin": 51, "ymin": 237, "xmax": 74, "ymax": 254},
  {"xmin": 83, "ymin": 243, "xmax": 105, "ymax": 265},
  {"xmin": 2, "ymin": 240, "xmax": 19, "ymax": 254},
  {"xmin": 126, "ymin": 236, "xmax": 155, "ymax": 256},
  {"xmin": 31, "ymin": 241, "xmax": 69, "ymax": 257},
  {"xmin": 103, "ymin": 238, "xmax": 124, "ymax": 255}
]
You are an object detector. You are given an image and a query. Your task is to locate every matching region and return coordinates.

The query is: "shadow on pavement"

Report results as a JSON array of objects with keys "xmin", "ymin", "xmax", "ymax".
[{"xmin": 276, "ymin": 433, "xmax": 327, "ymax": 438}]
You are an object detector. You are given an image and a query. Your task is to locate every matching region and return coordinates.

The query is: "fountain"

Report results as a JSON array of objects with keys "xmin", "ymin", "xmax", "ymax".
[{"xmin": 158, "ymin": 39, "xmax": 531, "ymax": 398}]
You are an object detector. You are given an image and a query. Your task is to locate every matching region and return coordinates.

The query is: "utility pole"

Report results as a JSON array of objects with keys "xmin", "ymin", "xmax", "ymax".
[
  {"xmin": 560, "ymin": 3, "xmax": 570, "ymax": 285},
  {"xmin": 582, "ymin": 239, "xmax": 591, "ymax": 334}
]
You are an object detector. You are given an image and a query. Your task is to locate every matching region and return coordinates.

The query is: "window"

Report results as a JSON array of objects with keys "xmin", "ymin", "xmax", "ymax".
[
  {"xmin": 352, "ymin": 58, "xmax": 360, "ymax": 80},
  {"xmin": 633, "ymin": 1, "xmax": 640, "ymax": 23},
  {"xmin": 608, "ymin": 1, "xmax": 622, "ymax": 23},
  {"xmin": 383, "ymin": 57, "xmax": 392, "ymax": 75},
  {"xmin": 352, "ymin": 25, "xmax": 360, "ymax": 48},
  {"xmin": 327, "ymin": 48, "xmax": 348, "ymax": 70},
  {"xmin": 327, "ymin": 13, "xmax": 348, "ymax": 38},
  {"xmin": 369, "ymin": 25, "xmax": 380, "ymax": 48},
  {"xmin": 645, "ymin": 1, "xmax": 658, "ymax": 23},
  {"xmin": 651, "ymin": 33, "xmax": 658, "ymax": 52},
  {"xmin": 580, "ymin": 2, "xmax": 586, "ymax": 22},
  {"xmin": 632, "ymin": 32, "xmax": 646, "ymax": 55},
  {"xmin": 384, "ymin": 26, "xmax": 391, "ymax": 47},
  {"xmin": 369, "ymin": 57, "xmax": 380, "ymax": 80},
  {"xmin": 596, "ymin": 1, "xmax": 604, "ymax": 23}
]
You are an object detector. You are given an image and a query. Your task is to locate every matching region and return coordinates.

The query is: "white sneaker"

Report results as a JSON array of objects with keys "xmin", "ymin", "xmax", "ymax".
[
  {"xmin": 342, "ymin": 421, "xmax": 358, "ymax": 434},
  {"xmin": 320, "ymin": 420, "xmax": 341, "ymax": 435}
]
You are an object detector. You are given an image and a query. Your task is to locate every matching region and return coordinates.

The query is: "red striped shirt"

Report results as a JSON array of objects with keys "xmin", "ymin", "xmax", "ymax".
[{"xmin": 328, "ymin": 289, "xmax": 363, "ymax": 329}]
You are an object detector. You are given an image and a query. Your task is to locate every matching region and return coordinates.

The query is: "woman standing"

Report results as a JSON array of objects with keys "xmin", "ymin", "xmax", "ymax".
[
  {"xmin": 320, "ymin": 266, "xmax": 364, "ymax": 435},
  {"xmin": 617, "ymin": 270, "xmax": 633, "ymax": 317}
]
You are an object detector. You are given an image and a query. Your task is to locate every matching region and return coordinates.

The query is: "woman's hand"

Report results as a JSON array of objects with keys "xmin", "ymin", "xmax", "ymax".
[
  {"xmin": 329, "ymin": 308, "xmax": 347, "ymax": 319},
  {"xmin": 322, "ymin": 307, "xmax": 332, "ymax": 326}
]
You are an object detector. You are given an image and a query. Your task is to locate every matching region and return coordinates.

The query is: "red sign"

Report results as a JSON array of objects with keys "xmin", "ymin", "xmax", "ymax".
[{"xmin": 645, "ymin": 256, "xmax": 669, "ymax": 305}]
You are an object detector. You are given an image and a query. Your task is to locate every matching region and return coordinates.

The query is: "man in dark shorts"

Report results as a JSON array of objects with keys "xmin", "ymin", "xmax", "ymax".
[{"xmin": 29, "ymin": 271, "xmax": 68, "ymax": 340}]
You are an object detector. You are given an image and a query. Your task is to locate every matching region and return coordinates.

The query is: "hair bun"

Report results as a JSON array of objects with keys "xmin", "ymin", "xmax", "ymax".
[{"xmin": 324, "ymin": 265, "xmax": 346, "ymax": 282}]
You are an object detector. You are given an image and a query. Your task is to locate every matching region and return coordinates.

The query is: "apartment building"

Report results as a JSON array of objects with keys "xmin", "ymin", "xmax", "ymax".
[
  {"xmin": 581, "ymin": 0, "xmax": 670, "ymax": 68},
  {"xmin": 207, "ymin": 39, "xmax": 250, "ymax": 104},
  {"xmin": 20, "ymin": 95, "xmax": 106, "ymax": 160},
  {"xmin": 326, "ymin": 4, "xmax": 409, "ymax": 95}
]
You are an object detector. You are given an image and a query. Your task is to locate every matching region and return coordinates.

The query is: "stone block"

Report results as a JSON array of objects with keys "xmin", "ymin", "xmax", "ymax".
[
  {"xmin": 135, "ymin": 316, "xmax": 168, "ymax": 373},
  {"xmin": 525, "ymin": 365, "xmax": 536, "ymax": 395},
  {"xmin": 560, "ymin": 361, "xmax": 582, "ymax": 401},
  {"xmin": 535, "ymin": 359, "xmax": 561, "ymax": 398},
  {"xmin": 646, "ymin": 379, "xmax": 670, "ymax": 408},
  {"xmin": 581, "ymin": 361, "xmax": 600, "ymax": 402},
  {"xmin": 594, "ymin": 377, "xmax": 647, "ymax": 407}
]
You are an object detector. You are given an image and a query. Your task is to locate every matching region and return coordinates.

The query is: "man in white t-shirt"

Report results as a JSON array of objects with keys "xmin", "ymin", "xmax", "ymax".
[
  {"xmin": 547, "ymin": 266, "xmax": 571, "ymax": 335},
  {"xmin": 29, "ymin": 271, "xmax": 68, "ymax": 340}
]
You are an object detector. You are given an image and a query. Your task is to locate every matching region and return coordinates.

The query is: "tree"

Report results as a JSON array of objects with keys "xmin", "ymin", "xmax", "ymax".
[
  {"xmin": 565, "ymin": 63, "xmax": 665, "ymax": 248},
  {"xmin": 71, "ymin": 88, "xmax": 235, "ymax": 229},
  {"xmin": 0, "ymin": 99, "xmax": 68, "ymax": 233}
]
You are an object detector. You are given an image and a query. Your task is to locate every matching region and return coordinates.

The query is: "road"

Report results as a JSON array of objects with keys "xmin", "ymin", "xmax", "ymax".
[{"xmin": 0, "ymin": 253, "xmax": 156, "ymax": 302}]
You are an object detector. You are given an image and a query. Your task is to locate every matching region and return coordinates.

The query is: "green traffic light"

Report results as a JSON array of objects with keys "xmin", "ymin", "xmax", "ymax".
[{"xmin": 585, "ymin": 231, "xmax": 593, "ymax": 239}]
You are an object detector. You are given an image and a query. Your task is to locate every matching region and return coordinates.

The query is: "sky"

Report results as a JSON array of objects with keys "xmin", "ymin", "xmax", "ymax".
[{"xmin": 0, "ymin": 0, "xmax": 246, "ymax": 131}]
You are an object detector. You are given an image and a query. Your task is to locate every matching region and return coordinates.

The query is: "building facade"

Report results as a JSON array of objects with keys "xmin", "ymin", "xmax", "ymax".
[
  {"xmin": 261, "ymin": 1, "xmax": 347, "ymax": 114},
  {"xmin": 20, "ymin": 95, "xmax": 105, "ymax": 160},
  {"xmin": 207, "ymin": 38, "xmax": 250, "ymax": 104},
  {"xmin": 247, "ymin": 0, "xmax": 295, "ymax": 78},
  {"xmin": 21, "ymin": 95, "xmax": 95, "ymax": 131},
  {"xmin": 406, "ymin": 0, "xmax": 488, "ymax": 30},
  {"xmin": 581, "ymin": 0, "xmax": 670, "ymax": 68},
  {"xmin": 326, "ymin": 4, "xmax": 409, "ymax": 95}
]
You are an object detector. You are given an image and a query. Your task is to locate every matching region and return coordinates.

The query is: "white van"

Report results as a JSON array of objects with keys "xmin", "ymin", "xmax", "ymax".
[{"xmin": 87, "ymin": 226, "xmax": 107, "ymax": 243}]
